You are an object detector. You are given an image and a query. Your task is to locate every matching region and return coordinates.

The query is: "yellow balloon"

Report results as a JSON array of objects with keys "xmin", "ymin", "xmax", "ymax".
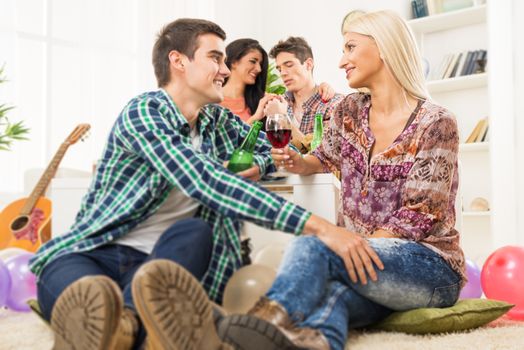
[
  {"xmin": 0, "ymin": 247, "xmax": 28, "ymax": 262},
  {"xmin": 223, "ymin": 264, "xmax": 276, "ymax": 314},
  {"xmin": 253, "ymin": 242, "xmax": 289, "ymax": 271}
]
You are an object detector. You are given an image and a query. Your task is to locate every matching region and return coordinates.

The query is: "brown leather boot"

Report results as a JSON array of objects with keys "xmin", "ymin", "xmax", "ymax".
[
  {"xmin": 132, "ymin": 259, "xmax": 233, "ymax": 350},
  {"xmin": 248, "ymin": 297, "xmax": 330, "ymax": 350},
  {"xmin": 113, "ymin": 308, "xmax": 139, "ymax": 350},
  {"xmin": 51, "ymin": 275, "xmax": 125, "ymax": 350}
]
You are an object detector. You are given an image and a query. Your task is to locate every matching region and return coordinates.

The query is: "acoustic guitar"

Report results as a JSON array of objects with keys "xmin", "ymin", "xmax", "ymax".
[{"xmin": 0, "ymin": 124, "xmax": 90, "ymax": 252}]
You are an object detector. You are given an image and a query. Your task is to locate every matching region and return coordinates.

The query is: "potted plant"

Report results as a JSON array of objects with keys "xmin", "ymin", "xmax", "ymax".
[{"xmin": 0, "ymin": 65, "xmax": 29, "ymax": 150}]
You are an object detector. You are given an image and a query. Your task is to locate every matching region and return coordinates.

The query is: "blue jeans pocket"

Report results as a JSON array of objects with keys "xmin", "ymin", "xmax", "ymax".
[{"xmin": 427, "ymin": 282, "xmax": 460, "ymax": 308}]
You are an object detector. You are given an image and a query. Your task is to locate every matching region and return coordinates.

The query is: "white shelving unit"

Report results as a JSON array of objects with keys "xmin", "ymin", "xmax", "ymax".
[
  {"xmin": 459, "ymin": 142, "xmax": 489, "ymax": 153},
  {"xmin": 462, "ymin": 211, "xmax": 490, "ymax": 217},
  {"xmin": 409, "ymin": 5, "xmax": 486, "ymax": 33},
  {"xmin": 427, "ymin": 73, "xmax": 487, "ymax": 93},
  {"xmin": 409, "ymin": 4, "xmax": 491, "ymax": 264}
]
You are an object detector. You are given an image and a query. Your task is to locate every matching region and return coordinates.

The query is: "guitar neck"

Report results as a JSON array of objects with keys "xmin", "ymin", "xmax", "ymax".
[{"xmin": 21, "ymin": 143, "xmax": 70, "ymax": 215}]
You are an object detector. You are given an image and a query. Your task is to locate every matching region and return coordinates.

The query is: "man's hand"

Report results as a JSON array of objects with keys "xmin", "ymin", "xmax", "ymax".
[
  {"xmin": 319, "ymin": 226, "xmax": 384, "ymax": 285},
  {"xmin": 236, "ymin": 165, "xmax": 261, "ymax": 182},
  {"xmin": 318, "ymin": 82, "xmax": 335, "ymax": 102},
  {"xmin": 305, "ymin": 215, "xmax": 384, "ymax": 285},
  {"xmin": 370, "ymin": 229, "xmax": 397, "ymax": 239},
  {"xmin": 223, "ymin": 162, "xmax": 261, "ymax": 182}
]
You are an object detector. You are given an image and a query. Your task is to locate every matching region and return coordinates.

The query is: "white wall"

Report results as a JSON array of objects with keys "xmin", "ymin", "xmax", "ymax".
[
  {"xmin": 216, "ymin": 0, "xmax": 411, "ymax": 94},
  {"xmin": 513, "ymin": 0, "xmax": 524, "ymax": 245},
  {"xmin": 488, "ymin": 0, "xmax": 520, "ymax": 246},
  {"xmin": 0, "ymin": 0, "xmax": 215, "ymax": 196},
  {"xmin": 0, "ymin": 0, "xmax": 412, "ymax": 195}
]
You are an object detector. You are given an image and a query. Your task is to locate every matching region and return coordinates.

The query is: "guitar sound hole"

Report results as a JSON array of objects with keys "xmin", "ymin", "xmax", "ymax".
[{"xmin": 11, "ymin": 216, "xmax": 29, "ymax": 232}]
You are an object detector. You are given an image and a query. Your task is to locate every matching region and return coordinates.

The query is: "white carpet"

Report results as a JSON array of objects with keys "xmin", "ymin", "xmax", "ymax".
[{"xmin": 1, "ymin": 307, "xmax": 523, "ymax": 350}]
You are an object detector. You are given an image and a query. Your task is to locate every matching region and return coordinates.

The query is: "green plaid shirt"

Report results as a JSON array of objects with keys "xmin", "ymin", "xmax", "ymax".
[{"xmin": 29, "ymin": 89, "xmax": 311, "ymax": 302}]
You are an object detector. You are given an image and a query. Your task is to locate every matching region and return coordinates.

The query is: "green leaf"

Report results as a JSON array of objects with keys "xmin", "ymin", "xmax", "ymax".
[
  {"xmin": 0, "ymin": 64, "xmax": 30, "ymax": 150},
  {"xmin": 265, "ymin": 61, "xmax": 286, "ymax": 95}
]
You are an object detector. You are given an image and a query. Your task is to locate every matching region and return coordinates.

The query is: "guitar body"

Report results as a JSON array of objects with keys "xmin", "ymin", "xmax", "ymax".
[
  {"xmin": 0, "ymin": 123, "xmax": 89, "ymax": 254},
  {"xmin": 0, "ymin": 197, "xmax": 52, "ymax": 252}
]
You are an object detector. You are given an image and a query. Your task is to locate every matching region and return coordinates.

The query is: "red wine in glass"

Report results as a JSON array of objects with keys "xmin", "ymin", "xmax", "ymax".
[
  {"xmin": 267, "ymin": 129, "xmax": 292, "ymax": 148},
  {"xmin": 265, "ymin": 113, "xmax": 292, "ymax": 177}
]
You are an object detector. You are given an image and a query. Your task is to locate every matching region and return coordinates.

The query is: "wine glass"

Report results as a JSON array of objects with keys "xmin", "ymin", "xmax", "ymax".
[{"xmin": 265, "ymin": 113, "xmax": 292, "ymax": 177}]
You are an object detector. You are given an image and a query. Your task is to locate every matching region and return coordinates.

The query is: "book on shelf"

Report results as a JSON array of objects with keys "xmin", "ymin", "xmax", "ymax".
[
  {"xmin": 448, "ymin": 52, "xmax": 463, "ymax": 78},
  {"xmin": 465, "ymin": 117, "xmax": 489, "ymax": 143},
  {"xmin": 443, "ymin": 53, "xmax": 461, "ymax": 79},
  {"xmin": 464, "ymin": 50, "xmax": 480, "ymax": 75},
  {"xmin": 411, "ymin": 0, "xmax": 429, "ymax": 18},
  {"xmin": 411, "ymin": 0, "xmax": 476, "ymax": 18},
  {"xmin": 429, "ymin": 53, "xmax": 452, "ymax": 80},
  {"xmin": 452, "ymin": 50, "xmax": 469, "ymax": 78},
  {"xmin": 470, "ymin": 50, "xmax": 487, "ymax": 75},
  {"xmin": 429, "ymin": 50, "xmax": 488, "ymax": 81}
]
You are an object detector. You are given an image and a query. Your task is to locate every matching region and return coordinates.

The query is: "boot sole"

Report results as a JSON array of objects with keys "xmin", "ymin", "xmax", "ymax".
[
  {"xmin": 217, "ymin": 314, "xmax": 302, "ymax": 350},
  {"xmin": 132, "ymin": 259, "xmax": 232, "ymax": 350},
  {"xmin": 51, "ymin": 275, "xmax": 123, "ymax": 350}
]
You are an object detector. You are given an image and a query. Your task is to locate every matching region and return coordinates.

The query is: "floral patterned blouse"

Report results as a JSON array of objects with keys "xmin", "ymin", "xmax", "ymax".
[{"xmin": 313, "ymin": 93, "xmax": 466, "ymax": 284}]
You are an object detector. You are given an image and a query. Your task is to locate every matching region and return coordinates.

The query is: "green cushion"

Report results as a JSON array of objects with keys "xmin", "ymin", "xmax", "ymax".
[{"xmin": 372, "ymin": 299, "xmax": 514, "ymax": 334}]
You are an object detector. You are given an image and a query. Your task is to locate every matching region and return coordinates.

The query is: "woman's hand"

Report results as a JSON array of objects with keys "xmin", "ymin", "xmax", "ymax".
[
  {"xmin": 305, "ymin": 215, "xmax": 384, "ymax": 285},
  {"xmin": 250, "ymin": 94, "xmax": 278, "ymax": 123},
  {"xmin": 271, "ymin": 146, "xmax": 307, "ymax": 174},
  {"xmin": 264, "ymin": 98, "xmax": 288, "ymax": 116},
  {"xmin": 318, "ymin": 82, "xmax": 335, "ymax": 102},
  {"xmin": 247, "ymin": 94, "xmax": 287, "ymax": 125}
]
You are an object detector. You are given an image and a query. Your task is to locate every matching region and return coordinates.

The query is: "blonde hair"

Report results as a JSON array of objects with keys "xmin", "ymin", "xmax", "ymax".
[
  {"xmin": 341, "ymin": 10, "xmax": 366, "ymax": 34},
  {"xmin": 345, "ymin": 10, "xmax": 429, "ymax": 100}
]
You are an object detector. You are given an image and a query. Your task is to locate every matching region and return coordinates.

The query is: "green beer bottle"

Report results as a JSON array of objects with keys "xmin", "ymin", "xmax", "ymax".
[
  {"xmin": 310, "ymin": 113, "xmax": 324, "ymax": 151},
  {"xmin": 227, "ymin": 121, "xmax": 263, "ymax": 173}
]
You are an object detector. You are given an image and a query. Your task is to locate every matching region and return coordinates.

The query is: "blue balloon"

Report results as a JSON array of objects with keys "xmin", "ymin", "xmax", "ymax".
[{"xmin": 0, "ymin": 259, "xmax": 12, "ymax": 307}]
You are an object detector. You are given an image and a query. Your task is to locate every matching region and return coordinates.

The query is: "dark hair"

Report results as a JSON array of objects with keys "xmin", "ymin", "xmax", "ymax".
[
  {"xmin": 152, "ymin": 18, "xmax": 226, "ymax": 87},
  {"xmin": 225, "ymin": 38, "xmax": 268, "ymax": 114},
  {"xmin": 269, "ymin": 36, "xmax": 313, "ymax": 63}
]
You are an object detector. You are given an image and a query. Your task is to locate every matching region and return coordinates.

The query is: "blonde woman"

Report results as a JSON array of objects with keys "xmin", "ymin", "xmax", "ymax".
[{"xmin": 246, "ymin": 10, "xmax": 465, "ymax": 349}]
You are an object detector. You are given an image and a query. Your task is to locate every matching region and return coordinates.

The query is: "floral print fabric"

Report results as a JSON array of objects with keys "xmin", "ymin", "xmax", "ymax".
[{"xmin": 313, "ymin": 93, "xmax": 466, "ymax": 284}]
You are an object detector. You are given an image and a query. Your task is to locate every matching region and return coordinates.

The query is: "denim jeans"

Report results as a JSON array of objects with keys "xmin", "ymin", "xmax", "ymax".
[
  {"xmin": 266, "ymin": 236, "xmax": 461, "ymax": 350},
  {"xmin": 37, "ymin": 218, "xmax": 213, "ymax": 348}
]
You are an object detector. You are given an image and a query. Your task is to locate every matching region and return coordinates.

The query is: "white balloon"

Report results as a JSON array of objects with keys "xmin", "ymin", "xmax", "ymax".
[
  {"xmin": 253, "ymin": 242, "xmax": 289, "ymax": 271},
  {"xmin": 0, "ymin": 247, "xmax": 28, "ymax": 262},
  {"xmin": 223, "ymin": 264, "xmax": 276, "ymax": 314}
]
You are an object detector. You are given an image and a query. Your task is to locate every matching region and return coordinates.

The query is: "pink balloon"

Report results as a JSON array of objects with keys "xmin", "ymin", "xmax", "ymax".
[
  {"xmin": 0, "ymin": 259, "xmax": 12, "ymax": 306},
  {"xmin": 481, "ymin": 246, "xmax": 524, "ymax": 320},
  {"xmin": 460, "ymin": 259, "xmax": 482, "ymax": 299},
  {"xmin": 5, "ymin": 252, "xmax": 37, "ymax": 312}
]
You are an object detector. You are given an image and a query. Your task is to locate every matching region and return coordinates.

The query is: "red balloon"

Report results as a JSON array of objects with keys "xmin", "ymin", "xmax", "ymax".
[{"xmin": 481, "ymin": 246, "xmax": 524, "ymax": 320}]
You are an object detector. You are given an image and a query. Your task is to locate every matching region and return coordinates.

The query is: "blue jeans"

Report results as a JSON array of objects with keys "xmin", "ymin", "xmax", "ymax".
[
  {"xmin": 37, "ymin": 218, "xmax": 213, "ymax": 348},
  {"xmin": 266, "ymin": 236, "xmax": 461, "ymax": 350}
]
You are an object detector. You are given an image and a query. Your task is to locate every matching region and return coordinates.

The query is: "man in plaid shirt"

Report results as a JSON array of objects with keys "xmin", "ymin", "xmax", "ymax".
[
  {"xmin": 31, "ymin": 18, "xmax": 346, "ymax": 350},
  {"xmin": 270, "ymin": 36, "xmax": 343, "ymax": 136}
]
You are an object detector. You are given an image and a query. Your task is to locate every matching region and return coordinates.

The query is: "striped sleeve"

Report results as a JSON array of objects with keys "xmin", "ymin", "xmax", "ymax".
[{"xmin": 118, "ymin": 97, "xmax": 310, "ymax": 234}]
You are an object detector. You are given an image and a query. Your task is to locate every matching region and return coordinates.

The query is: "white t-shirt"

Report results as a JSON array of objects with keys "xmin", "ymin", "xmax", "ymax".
[{"xmin": 115, "ymin": 127, "xmax": 202, "ymax": 254}]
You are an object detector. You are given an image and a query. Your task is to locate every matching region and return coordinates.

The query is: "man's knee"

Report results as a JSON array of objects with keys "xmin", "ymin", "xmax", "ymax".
[{"xmin": 161, "ymin": 218, "xmax": 213, "ymax": 249}]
